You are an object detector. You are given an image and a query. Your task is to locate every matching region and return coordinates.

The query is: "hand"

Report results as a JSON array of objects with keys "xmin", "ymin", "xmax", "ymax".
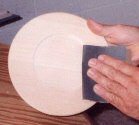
[
  {"xmin": 87, "ymin": 19, "xmax": 139, "ymax": 65},
  {"xmin": 87, "ymin": 55, "xmax": 139, "ymax": 120}
]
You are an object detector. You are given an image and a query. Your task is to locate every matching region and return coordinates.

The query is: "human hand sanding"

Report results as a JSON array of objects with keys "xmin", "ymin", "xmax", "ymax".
[{"xmin": 87, "ymin": 19, "xmax": 139, "ymax": 120}]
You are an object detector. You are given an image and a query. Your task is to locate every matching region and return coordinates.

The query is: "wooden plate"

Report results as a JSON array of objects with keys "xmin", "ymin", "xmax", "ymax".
[{"xmin": 8, "ymin": 12, "xmax": 107, "ymax": 116}]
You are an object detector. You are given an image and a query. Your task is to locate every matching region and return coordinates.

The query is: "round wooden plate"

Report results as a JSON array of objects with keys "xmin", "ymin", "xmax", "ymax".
[{"xmin": 8, "ymin": 12, "xmax": 107, "ymax": 116}]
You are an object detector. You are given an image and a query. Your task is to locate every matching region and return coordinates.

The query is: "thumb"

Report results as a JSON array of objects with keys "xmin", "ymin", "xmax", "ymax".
[{"xmin": 87, "ymin": 19, "xmax": 111, "ymax": 37}]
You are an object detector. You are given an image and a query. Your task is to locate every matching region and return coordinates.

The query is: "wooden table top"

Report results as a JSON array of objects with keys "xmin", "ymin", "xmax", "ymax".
[{"xmin": 0, "ymin": 43, "xmax": 92, "ymax": 125}]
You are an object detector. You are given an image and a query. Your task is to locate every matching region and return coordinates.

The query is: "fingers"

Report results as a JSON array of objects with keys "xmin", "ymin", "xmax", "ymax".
[
  {"xmin": 88, "ymin": 57, "xmax": 139, "ymax": 120},
  {"xmin": 97, "ymin": 55, "xmax": 138, "ymax": 76},
  {"xmin": 87, "ymin": 19, "xmax": 112, "ymax": 37},
  {"xmin": 93, "ymin": 84, "xmax": 124, "ymax": 109},
  {"xmin": 87, "ymin": 68, "xmax": 126, "ymax": 98},
  {"xmin": 88, "ymin": 58, "xmax": 133, "ymax": 88}
]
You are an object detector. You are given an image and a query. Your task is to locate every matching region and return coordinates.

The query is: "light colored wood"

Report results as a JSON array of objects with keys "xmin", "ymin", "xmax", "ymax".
[
  {"xmin": 8, "ymin": 13, "xmax": 107, "ymax": 116},
  {"xmin": 0, "ymin": 43, "xmax": 92, "ymax": 125}
]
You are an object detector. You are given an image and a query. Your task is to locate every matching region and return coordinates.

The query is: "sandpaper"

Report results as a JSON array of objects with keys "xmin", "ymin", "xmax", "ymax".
[{"xmin": 82, "ymin": 45, "xmax": 127, "ymax": 102}]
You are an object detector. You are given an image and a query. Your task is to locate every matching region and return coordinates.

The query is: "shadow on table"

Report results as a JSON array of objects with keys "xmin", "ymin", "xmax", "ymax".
[{"xmin": 85, "ymin": 103, "xmax": 139, "ymax": 125}]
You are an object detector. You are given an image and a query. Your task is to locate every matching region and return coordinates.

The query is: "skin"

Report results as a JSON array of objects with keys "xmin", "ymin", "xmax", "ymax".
[
  {"xmin": 87, "ymin": 19, "xmax": 139, "ymax": 120},
  {"xmin": 87, "ymin": 19, "xmax": 139, "ymax": 65}
]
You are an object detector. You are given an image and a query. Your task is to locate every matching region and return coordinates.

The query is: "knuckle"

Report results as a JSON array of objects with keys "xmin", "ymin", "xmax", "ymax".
[
  {"xmin": 106, "ymin": 94, "xmax": 116, "ymax": 103},
  {"xmin": 107, "ymin": 68, "xmax": 117, "ymax": 79},
  {"xmin": 115, "ymin": 24, "xmax": 123, "ymax": 28},
  {"xmin": 97, "ymin": 61, "xmax": 103, "ymax": 69},
  {"xmin": 93, "ymin": 73, "xmax": 99, "ymax": 80},
  {"xmin": 96, "ymin": 61, "xmax": 105, "ymax": 73},
  {"xmin": 98, "ymin": 75, "xmax": 104, "ymax": 82},
  {"xmin": 105, "ymin": 81, "xmax": 114, "ymax": 91},
  {"xmin": 106, "ymin": 94, "xmax": 122, "ymax": 108},
  {"xmin": 115, "ymin": 61, "xmax": 125, "ymax": 70},
  {"xmin": 109, "ymin": 82, "xmax": 117, "ymax": 90},
  {"xmin": 97, "ymin": 75, "xmax": 108, "ymax": 86}
]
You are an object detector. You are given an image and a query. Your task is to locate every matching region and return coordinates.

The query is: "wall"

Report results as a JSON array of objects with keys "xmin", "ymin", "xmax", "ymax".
[{"xmin": 0, "ymin": 0, "xmax": 139, "ymax": 45}]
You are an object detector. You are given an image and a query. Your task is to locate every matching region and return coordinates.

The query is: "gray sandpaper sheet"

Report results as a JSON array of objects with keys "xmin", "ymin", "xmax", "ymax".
[{"xmin": 82, "ymin": 45, "xmax": 127, "ymax": 102}]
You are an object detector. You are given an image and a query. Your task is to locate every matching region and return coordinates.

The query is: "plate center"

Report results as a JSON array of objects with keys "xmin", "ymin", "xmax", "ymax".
[{"xmin": 34, "ymin": 34, "xmax": 83, "ymax": 90}]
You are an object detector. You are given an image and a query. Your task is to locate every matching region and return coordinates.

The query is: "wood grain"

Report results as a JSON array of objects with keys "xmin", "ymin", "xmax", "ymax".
[
  {"xmin": 0, "ymin": 43, "xmax": 91, "ymax": 125},
  {"xmin": 8, "ymin": 13, "xmax": 99, "ymax": 116}
]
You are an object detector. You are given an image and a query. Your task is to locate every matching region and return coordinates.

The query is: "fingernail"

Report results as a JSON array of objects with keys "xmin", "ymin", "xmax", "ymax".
[
  {"xmin": 93, "ymin": 85, "xmax": 101, "ymax": 94},
  {"xmin": 87, "ymin": 69, "xmax": 95, "ymax": 76},
  {"xmin": 98, "ymin": 55, "xmax": 105, "ymax": 61},
  {"xmin": 88, "ymin": 59, "xmax": 97, "ymax": 66}
]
